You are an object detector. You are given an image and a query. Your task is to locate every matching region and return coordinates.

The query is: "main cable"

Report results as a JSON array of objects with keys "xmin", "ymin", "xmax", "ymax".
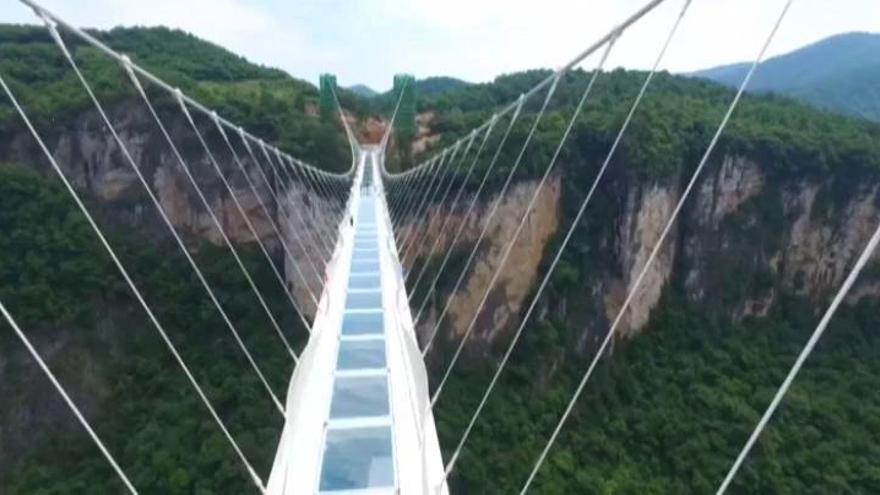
[
  {"xmin": 122, "ymin": 61, "xmax": 303, "ymax": 360},
  {"xmin": 429, "ymin": 35, "xmax": 618, "ymax": 407},
  {"xmin": 175, "ymin": 92, "xmax": 320, "ymax": 314},
  {"xmin": 43, "ymin": 18, "xmax": 285, "ymax": 414},
  {"xmin": 440, "ymin": 0, "xmax": 693, "ymax": 482},
  {"xmin": 421, "ymin": 78, "xmax": 562, "ymax": 357},
  {"xmin": 0, "ymin": 67, "xmax": 266, "ymax": 494},
  {"xmin": 407, "ymin": 121, "xmax": 497, "ymax": 301},
  {"xmin": 411, "ymin": 99, "xmax": 525, "ymax": 329},
  {"xmin": 519, "ymin": 1, "xmax": 793, "ymax": 491}
]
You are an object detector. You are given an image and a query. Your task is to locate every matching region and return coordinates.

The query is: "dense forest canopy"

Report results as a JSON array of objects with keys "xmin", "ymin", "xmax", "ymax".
[
  {"xmin": 0, "ymin": 164, "xmax": 303, "ymax": 493},
  {"xmin": 0, "ymin": 18, "xmax": 879, "ymax": 495},
  {"xmin": 406, "ymin": 68, "xmax": 880, "ymax": 180},
  {"xmin": 389, "ymin": 56, "xmax": 880, "ymax": 493},
  {"xmin": 0, "ymin": 25, "xmax": 352, "ymax": 172}
]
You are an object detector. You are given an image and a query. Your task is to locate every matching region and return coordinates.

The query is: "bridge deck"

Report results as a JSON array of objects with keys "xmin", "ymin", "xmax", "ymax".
[{"xmin": 267, "ymin": 148, "xmax": 448, "ymax": 494}]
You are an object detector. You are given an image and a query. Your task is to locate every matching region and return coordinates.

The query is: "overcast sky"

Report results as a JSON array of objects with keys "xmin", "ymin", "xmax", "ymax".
[{"xmin": 2, "ymin": 0, "xmax": 879, "ymax": 91}]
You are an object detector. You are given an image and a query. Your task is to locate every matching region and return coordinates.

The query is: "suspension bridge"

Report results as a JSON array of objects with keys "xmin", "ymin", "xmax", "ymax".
[{"xmin": 1, "ymin": 0, "xmax": 879, "ymax": 493}]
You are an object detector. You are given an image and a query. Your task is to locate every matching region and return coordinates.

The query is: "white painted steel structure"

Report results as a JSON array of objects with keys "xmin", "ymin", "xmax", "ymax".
[
  {"xmin": 266, "ymin": 147, "xmax": 448, "ymax": 494},
  {"xmin": 10, "ymin": 1, "xmax": 877, "ymax": 494}
]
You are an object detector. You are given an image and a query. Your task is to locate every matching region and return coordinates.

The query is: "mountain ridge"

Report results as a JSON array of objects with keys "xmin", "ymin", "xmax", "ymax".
[{"xmin": 692, "ymin": 31, "xmax": 880, "ymax": 121}]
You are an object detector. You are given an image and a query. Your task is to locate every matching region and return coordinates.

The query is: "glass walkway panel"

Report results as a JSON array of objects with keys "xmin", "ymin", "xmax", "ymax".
[{"xmin": 266, "ymin": 147, "xmax": 448, "ymax": 495}]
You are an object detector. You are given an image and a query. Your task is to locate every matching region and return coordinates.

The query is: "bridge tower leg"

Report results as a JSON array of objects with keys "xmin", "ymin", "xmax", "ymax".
[{"xmin": 319, "ymin": 73, "xmax": 338, "ymax": 121}]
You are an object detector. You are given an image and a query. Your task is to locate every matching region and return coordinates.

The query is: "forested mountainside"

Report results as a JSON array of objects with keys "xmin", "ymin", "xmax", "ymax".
[
  {"xmin": 1, "ymin": 22, "xmax": 879, "ymax": 495},
  {"xmin": 0, "ymin": 25, "xmax": 351, "ymax": 173},
  {"xmin": 693, "ymin": 32, "xmax": 880, "ymax": 122},
  {"xmin": 397, "ymin": 69, "xmax": 880, "ymax": 492},
  {"xmin": 0, "ymin": 24, "xmax": 345, "ymax": 493}
]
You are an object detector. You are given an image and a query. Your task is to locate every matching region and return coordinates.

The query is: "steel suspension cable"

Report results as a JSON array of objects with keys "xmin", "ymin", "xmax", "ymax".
[
  {"xmin": 272, "ymin": 151, "xmax": 338, "ymax": 251},
  {"xmin": 330, "ymin": 86, "xmax": 359, "ymax": 167},
  {"xmin": 429, "ymin": 37, "xmax": 618, "ymax": 407},
  {"xmin": 238, "ymin": 132, "xmax": 333, "ymax": 270},
  {"xmin": 440, "ymin": 0, "xmax": 693, "ymax": 481},
  {"xmin": 297, "ymin": 158, "xmax": 345, "ymax": 244},
  {"xmin": 391, "ymin": 159, "xmax": 434, "ymax": 220},
  {"xmin": 717, "ymin": 218, "xmax": 880, "ymax": 493},
  {"xmin": 421, "ymin": 78, "xmax": 562, "ymax": 356},
  {"xmin": 248, "ymin": 137, "xmax": 331, "ymax": 282},
  {"xmin": 0, "ymin": 299, "xmax": 138, "ymax": 494},
  {"xmin": 271, "ymin": 153, "xmax": 338, "ymax": 281},
  {"xmin": 386, "ymin": 173, "xmax": 410, "ymax": 225},
  {"xmin": 43, "ymin": 20, "xmax": 285, "ymax": 414},
  {"xmin": 380, "ymin": 76, "xmax": 411, "ymax": 152},
  {"xmin": 20, "ymin": 0, "xmax": 338, "ymax": 186},
  {"xmin": 303, "ymin": 164, "xmax": 344, "ymax": 221},
  {"xmin": 408, "ymin": 121, "xmax": 498, "ymax": 300},
  {"xmin": 402, "ymin": 132, "xmax": 479, "ymax": 275},
  {"xmin": 389, "ymin": 164, "xmax": 426, "ymax": 226},
  {"xmin": 412, "ymin": 97, "xmax": 525, "ymax": 331},
  {"xmin": 248, "ymin": 130, "xmax": 332, "ymax": 266},
  {"xmin": 401, "ymin": 139, "xmax": 472, "ymax": 270},
  {"xmin": 520, "ymin": 2, "xmax": 793, "ymax": 491},
  {"xmin": 122, "ymin": 62, "xmax": 304, "ymax": 359},
  {"xmin": 175, "ymin": 93, "xmax": 319, "ymax": 313},
  {"xmin": 397, "ymin": 152, "xmax": 448, "ymax": 248},
  {"xmin": 378, "ymin": 0, "xmax": 666, "ymax": 188},
  {"xmin": 280, "ymin": 154, "xmax": 342, "ymax": 258},
  {"xmin": 0, "ymin": 69, "xmax": 266, "ymax": 493},
  {"xmin": 393, "ymin": 158, "xmax": 437, "ymax": 239},
  {"xmin": 212, "ymin": 115, "xmax": 329, "ymax": 296},
  {"xmin": 400, "ymin": 144, "xmax": 463, "ymax": 254},
  {"xmin": 716, "ymin": 50, "xmax": 875, "ymax": 495},
  {"xmin": 285, "ymin": 160, "xmax": 339, "ymax": 270}
]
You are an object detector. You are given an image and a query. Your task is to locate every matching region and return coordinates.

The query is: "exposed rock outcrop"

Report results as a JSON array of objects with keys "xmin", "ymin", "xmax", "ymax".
[
  {"xmin": 1, "ymin": 100, "xmax": 335, "ymax": 316},
  {"xmin": 403, "ymin": 153, "xmax": 880, "ymax": 364}
]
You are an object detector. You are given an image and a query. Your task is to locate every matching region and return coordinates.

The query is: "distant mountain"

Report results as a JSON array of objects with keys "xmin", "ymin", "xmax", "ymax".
[
  {"xmin": 415, "ymin": 76, "xmax": 470, "ymax": 97},
  {"xmin": 692, "ymin": 32, "xmax": 880, "ymax": 121},
  {"xmin": 347, "ymin": 84, "xmax": 378, "ymax": 98}
]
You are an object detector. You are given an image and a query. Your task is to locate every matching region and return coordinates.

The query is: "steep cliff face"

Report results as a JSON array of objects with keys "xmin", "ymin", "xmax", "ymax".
[
  {"xmin": 1, "ymin": 100, "xmax": 332, "ymax": 315},
  {"xmin": 0, "ymin": 100, "xmax": 336, "ymax": 480},
  {"xmin": 405, "ymin": 154, "xmax": 880, "ymax": 363},
  {"xmin": 404, "ymin": 178, "xmax": 562, "ymax": 350}
]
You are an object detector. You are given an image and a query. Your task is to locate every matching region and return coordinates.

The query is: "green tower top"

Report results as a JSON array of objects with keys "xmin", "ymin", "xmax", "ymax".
[
  {"xmin": 392, "ymin": 74, "xmax": 416, "ymax": 140},
  {"xmin": 319, "ymin": 73, "xmax": 338, "ymax": 120}
]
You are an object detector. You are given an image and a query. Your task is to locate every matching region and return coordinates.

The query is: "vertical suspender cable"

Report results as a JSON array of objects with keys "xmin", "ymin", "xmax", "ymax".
[
  {"xmin": 429, "ymin": 37, "xmax": 617, "ymax": 405},
  {"xmin": 520, "ymin": 1, "xmax": 793, "ymax": 491},
  {"xmin": 440, "ymin": 0, "xmax": 693, "ymax": 481},
  {"xmin": 215, "ymin": 118, "xmax": 332, "ymax": 272},
  {"xmin": 407, "ymin": 121, "xmax": 497, "ymax": 300},
  {"xmin": 401, "ymin": 145, "xmax": 460, "ymax": 254},
  {"xmin": 421, "ymin": 77, "xmax": 562, "ymax": 356},
  {"xmin": 238, "ymin": 131, "xmax": 332, "ymax": 273},
  {"xmin": 210, "ymin": 116, "xmax": 327, "ymax": 294},
  {"xmin": 398, "ymin": 152, "xmax": 449, "ymax": 249},
  {"xmin": 394, "ymin": 158, "xmax": 437, "ymax": 240},
  {"xmin": 123, "ymin": 62, "xmax": 302, "ymax": 360},
  {"xmin": 175, "ymin": 93, "xmax": 320, "ymax": 312},
  {"xmin": 401, "ymin": 140, "xmax": 468, "ymax": 268},
  {"xmin": 412, "ymin": 97, "xmax": 525, "ymax": 329},
  {"xmin": 0, "ymin": 69, "xmax": 266, "ymax": 494},
  {"xmin": 0, "ymin": 299, "xmax": 139, "ymax": 495},
  {"xmin": 272, "ymin": 150, "xmax": 337, "ymax": 255},
  {"xmin": 390, "ymin": 164, "xmax": 426, "ymax": 227},
  {"xmin": 42, "ymin": 19, "xmax": 285, "ymax": 414},
  {"xmin": 402, "ymin": 133, "xmax": 478, "ymax": 276}
]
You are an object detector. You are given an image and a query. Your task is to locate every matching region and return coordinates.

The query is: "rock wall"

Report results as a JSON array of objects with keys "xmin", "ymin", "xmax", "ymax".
[
  {"xmin": 401, "ymin": 154, "xmax": 880, "ymax": 363},
  {"xmin": 1, "ymin": 100, "xmax": 335, "ymax": 317}
]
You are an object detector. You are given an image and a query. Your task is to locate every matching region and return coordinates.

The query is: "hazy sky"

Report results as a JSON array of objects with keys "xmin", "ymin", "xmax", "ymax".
[{"xmin": 3, "ymin": 0, "xmax": 879, "ymax": 91}]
